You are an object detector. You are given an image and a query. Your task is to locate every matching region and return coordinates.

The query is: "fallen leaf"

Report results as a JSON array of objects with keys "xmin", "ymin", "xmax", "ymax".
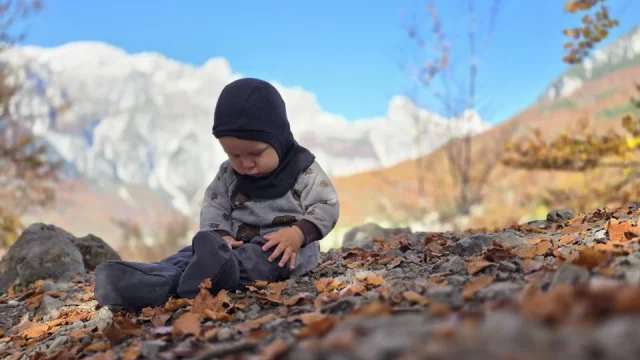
[
  {"xmin": 284, "ymin": 292, "xmax": 314, "ymax": 306},
  {"xmin": 560, "ymin": 223, "xmax": 591, "ymax": 235},
  {"xmin": 387, "ymin": 257, "xmax": 404, "ymax": 269},
  {"xmin": 339, "ymin": 284, "xmax": 367, "ymax": 297},
  {"xmin": 235, "ymin": 313, "xmax": 279, "ymax": 333},
  {"xmin": 568, "ymin": 247, "xmax": 608, "ymax": 269},
  {"xmin": 247, "ymin": 280, "xmax": 268, "ymax": 290},
  {"xmin": 26, "ymin": 294, "xmax": 44, "ymax": 311},
  {"xmin": 150, "ymin": 308, "xmax": 172, "ymax": 327},
  {"xmin": 296, "ymin": 316, "xmax": 338, "ymax": 339},
  {"xmin": 465, "ymin": 258, "xmax": 494, "ymax": 275},
  {"xmin": 288, "ymin": 312, "xmax": 327, "ymax": 325},
  {"xmin": 164, "ymin": 298, "xmax": 192, "ymax": 311},
  {"xmin": 426, "ymin": 242, "xmax": 444, "ymax": 253},
  {"xmin": 19, "ymin": 323, "xmax": 49, "ymax": 340},
  {"xmin": 513, "ymin": 240, "xmax": 551, "ymax": 259},
  {"xmin": 202, "ymin": 309, "xmax": 233, "ymax": 322},
  {"xmin": 83, "ymin": 341, "xmax": 110, "ymax": 352},
  {"xmin": 260, "ymin": 338, "xmax": 292, "ymax": 360},
  {"xmin": 114, "ymin": 317, "xmax": 143, "ymax": 336},
  {"xmin": 172, "ymin": 312, "xmax": 201, "ymax": 337},
  {"xmin": 402, "ymin": 291, "xmax": 430, "ymax": 306},
  {"xmin": 122, "ymin": 339, "xmax": 141, "ymax": 360},
  {"xmin": 65, "ymin": 312, "xmax": 92, "ymax": 323},
  {"xmin": 356, "ymin": 275, "xmax": 385, "ymax": 288},
  {"xmin": 462, "ymin": 276, "xmax": 494, "ymax": 300},
  {"xmin": 429, "ymin": 303, "xmax": 451, "ymax": 317}
]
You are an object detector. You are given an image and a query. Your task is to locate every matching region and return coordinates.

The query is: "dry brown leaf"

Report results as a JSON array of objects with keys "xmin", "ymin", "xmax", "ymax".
[
  {"xmin": 465, "ymin": 258, "xmax": 494, "ymax": 275},
  {"xmin": 83, "ymin": 341, "xmax": 110, "ymax": 352},
  {"xmin": 426, "ymin": 242, "xmax": 444, "ymax": 253},
  {"xmin": 288, "ymin": 312, "xmax": 327, "ymax": 325},
  {"xmin": 65, "ymin": 312, "xmax": 92, "ymax": 323},
  {"xmin": 462, "ymin": 276, "xmax": 494, "ymax": 300},
  {"xmin": 260, "ymin": 338, "xmax": 292, "ymax": 360},
  {"xmin": 284, "ymin": 292, "xmax": 314, "ymax": 306},
  {"xmin": 556, "ymin": 235, "xmax": 577, "ymax": 247},
  {"xmin": 387, "ymin": 257, "xmax": 404, "ymax": 269},
  {"xmin": 357, "ymin": 275, "xmax": 385, "ymax": 288},
  {"xmin": 202, "ymin": 310, "xmax": 233, "ymax": 322},
  {"xmin": 522, "ymin": 259, "xmax": 545, "ymax": 273},
  {"xmin": 345, "ymin": 263, "xmax": 359, "ymax": 269},
  {"xmin": 340, "ymin": 284, "xmax": 367, "ymax": 297},
  {"xmin": 150, "ymin": 308, "xmax": 172, "ymax": 327},
  {"xmin": 114, "ymin": 317, "xmax": 143, "ymax": 336},
  {"xmin": 164, "ymin": 297, "xmax": 192, "ymax": 311},
  {"xmin": 429, "ymin": 303, "xmax": 451, "ymax": 317},
  {"xmin": 402, "ymin": 291, "xmax": 429, "ymax": 306},
  {"xmin": 19, "ymin": 323, "xmax": 49, "ymax": 339},
  {"xmin": 568, "ymin": 247, "xmax": 608, "ymax": 269},
  {"xmin": 235, "ymin": 313, "xmax": 279, "ymax": 333},
  {"xmin": 26, "ymin": 294, "xmax": 44, "ymax": 311},
  {"xmin": 172, "ymin": 312, "xmax": 201, "ymax": 337},
  {"xmin": 122, "ymin": 340, "xmax": 141, "ymax": 360},
  {"xmin": 296, "ymin": 316, "xmax": 338, "ymax": 339},
  {"xmin": 247, "ymin": 280, "xmax": 269, "ymax": 290},
  {"xmin": 514, "ymin": 240, "xmax": 551, "ymax": 259},
  {"xmin": 560, "ymin": 223, "xmax": 591, "ymax": 234}
]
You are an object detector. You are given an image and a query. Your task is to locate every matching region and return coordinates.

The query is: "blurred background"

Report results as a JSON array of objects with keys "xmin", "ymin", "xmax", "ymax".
[{"xmin": 1, "ymin": 0, "xmax": 640, "ymax": 262}]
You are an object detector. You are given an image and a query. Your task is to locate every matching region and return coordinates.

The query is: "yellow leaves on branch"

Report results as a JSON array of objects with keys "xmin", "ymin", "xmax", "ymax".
[{"xmin": 562, "ymin": 0, "xmax": 619, "ymax": 64}]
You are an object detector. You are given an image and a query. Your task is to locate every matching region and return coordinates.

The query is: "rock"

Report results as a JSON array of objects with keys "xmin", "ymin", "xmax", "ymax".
[
  {"xmin": 426, "ymin": 286, "xmax": 463, "ymax": 308},
  {"xmin": 0, "ymin": 223, "xmax": 86, "ymax": 292},
  {"xmin": 47, "ymin": 335, "xmax": 69, "ymax": 353},
  {"xmin": 217, "ymin": 327, "xmax": 237, "ymax": 341},
  {"xmin": 142, "ymin": 340, "xmax": 168, "ymax": 359},
  {"xmin": 342, "ymin": 223, "xmax": 410, "ymax": 250},
  {"xmin": 39, "ymin": 281, "xmax": 70, "ymax": 293},
  {"xmin": 452, "ymin": 234, "xmax": 495, "ymax": 257},
  {"xmin": 494, "ymin": 230, "xmax": 526, "ymax": 247},
  {"xmin": 593, "ymin": 316, "xmax": 640, "ymax": 360},
  {"xmin": 36, "ymin": 295, "xmax": 63, "ymax": 318},
  {"xmin": 89, "ymin": 307, "xmax": 113, "ymax": 331},
  {"xmin": 70, "ymin": 234, "xmax": 121, "ymax": 270},
  {"xmin": 547, "ymin": 208, "xmax": 577, "ymax": 223},
  {"xmin": 499, "ymin": 261, "xmax": 518, "ymax": 272},
  {"xmin": 477, "ymin": 282, "xmax": 523, "ymax": 301},
  {"xmin": 551, "ymin": 263, "xmax": 590, "ymax": 288},
  {"xmin": 438, "ymin": 256, "xmax": 466, "ymax": 274}
]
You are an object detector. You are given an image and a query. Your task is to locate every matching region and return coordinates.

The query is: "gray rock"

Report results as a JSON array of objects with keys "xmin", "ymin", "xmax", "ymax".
[
  {"xmin": 342, "ymin": 223, "xmax": 409, "ymax": 250},
  {"xmin": 39, "ymin": 281, "xmax": 70, "ymax": 293},
  {"xmin": 90, "ymin": 307, "xmax": 113, "ymax": 331},
  {"xmin": 142, "ymin": 340, "xmax": 168, "ymax": 359},
  {"xmin": 547, "ymin": 209, "xmax": 577, "ymax": 223},
  {"xmin": 70, "ymin": 234, "xmax": 121, "ymax": 270},
  {"xmin": 36, "ymin": 295, "xmax": 63, "ymax": 318},
  {"xmin": 67, "ymin": 320, "xmax": 85, "ymax": 331},
  {"xmin": 445, "ymin": 275, "xmax": 468, "ymax": 287},
  {"xmin": 593, "ymin": 316, "xmax": 640, "ymax": 360},
  {"xmin": 452, "ymin": 234, "xmax": 495, "ymax": 257},
  {"xmin": 217, "ymin": 327, "xmax": 237, "ymax": 341},
  {"xmin": 625, "ymin": 269, "xmax": 640, "ymax": 284},
  {"xmin": 551, "ymin": 263, "xmax": 590, "ymax": 288},
  {"xmin": 47, "ymin": 335, "xmax": 69, "ymax": 353},
  {"xmin": 499, "ymin": 261, "xmax": 518, "ymax": 272},
  {"xmin": 494, "ymin": 230, "xmax": 526, "ymax": 247},
  {"xmin": 438, "ymin": 256, "xmax": 466, "ymax": 274},
  {"xmin": 426, "ymin": 286, "xmax": 463, "ymax": 308},
  {"xmin": 0, "ymin": 223, "xmax": 86, "ymax": 292},
  {"xmin": 477, "ymin": 282, "xmax": 523, "ymax": 301}
]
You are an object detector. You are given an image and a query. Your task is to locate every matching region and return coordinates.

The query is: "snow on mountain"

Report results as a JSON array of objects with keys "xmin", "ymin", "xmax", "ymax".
[
  {"xmin": 0, "ymin": 41, "xmax": 490, "ymax": 216},
  {"xmin": 541, "ymin": 25, "xmax": 640, "ymax": 101}
]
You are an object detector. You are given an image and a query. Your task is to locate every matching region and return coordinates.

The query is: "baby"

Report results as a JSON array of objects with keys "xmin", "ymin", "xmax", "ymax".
[{"xmin": 95, "ymin": 78, "xmax": 340, "ymax": 309}]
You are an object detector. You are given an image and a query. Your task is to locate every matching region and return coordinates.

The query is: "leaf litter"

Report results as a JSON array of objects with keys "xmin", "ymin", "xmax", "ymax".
[{"xmin": 5, "ymin": 204, "xmax": 640, "ymax": 358}]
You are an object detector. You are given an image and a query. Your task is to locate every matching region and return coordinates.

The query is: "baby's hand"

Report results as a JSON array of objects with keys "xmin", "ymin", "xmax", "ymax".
[
  {"xmin": 262, "ymin": 226, "xmax": 304, "ymax": 269},
  {"xmin": 223, "ymin": 235, "xmax": 244, "ymax": 248}
]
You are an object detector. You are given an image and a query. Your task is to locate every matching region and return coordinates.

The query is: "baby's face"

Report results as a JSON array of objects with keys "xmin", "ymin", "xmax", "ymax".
[{"xmin": 219, "ymin": 136, "xmax": 279, "ymax": 177}]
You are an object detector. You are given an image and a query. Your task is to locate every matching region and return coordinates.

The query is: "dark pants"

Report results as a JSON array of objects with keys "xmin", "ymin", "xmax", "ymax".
[{"xmin": 94, "ymin": 231, "xmax": 291, "ymax": 309}]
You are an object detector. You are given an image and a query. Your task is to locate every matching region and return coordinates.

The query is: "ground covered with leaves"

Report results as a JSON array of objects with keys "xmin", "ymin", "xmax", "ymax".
[{"xmin": 5, "ymin": 205, "xmax": 640, "ymax": 359}]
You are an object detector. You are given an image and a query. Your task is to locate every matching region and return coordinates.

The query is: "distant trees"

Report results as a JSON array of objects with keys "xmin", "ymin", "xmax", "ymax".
[
  {"xmin": 501, "ymin": 0, "xmax": 638, "ymax": 213},
  {"xmin": 401, "ymin": 0, "xmax": 513, "ymax": 218},
  {"xmin": 0, "ymin": 1, "xmax": 69, "ymax": 248}
]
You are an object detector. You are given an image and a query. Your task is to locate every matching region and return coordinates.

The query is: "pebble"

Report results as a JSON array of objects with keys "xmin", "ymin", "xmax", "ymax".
[
  {"xmin": 141, "ymin": 340, "xmax": 167, "ymax": 359},
  {"xmin": 551, "ymin": 263, "xmax": 590, "ymax": 288},
  {"xmin": 47, "ymin": 335, "xmax": 69, "ymax": 353},
  {"xmin": 438, "ymin": 256, "xmax": 466, "ymax": 274}
]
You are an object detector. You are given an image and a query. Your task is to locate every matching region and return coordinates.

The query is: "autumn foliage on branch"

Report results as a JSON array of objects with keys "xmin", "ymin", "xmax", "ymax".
[
  {"xmin": 0, "ymin": 0, "xmax": 65, "ymax": 248},
  {"xmin": 562, "ymin": 0, "xmax": 620, "ymax": 64}
]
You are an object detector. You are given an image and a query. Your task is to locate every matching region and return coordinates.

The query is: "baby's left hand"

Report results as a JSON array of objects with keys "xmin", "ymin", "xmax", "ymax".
[{"xmin": 263, "ymin": 226, "xmax": 304, "ymax": 269}]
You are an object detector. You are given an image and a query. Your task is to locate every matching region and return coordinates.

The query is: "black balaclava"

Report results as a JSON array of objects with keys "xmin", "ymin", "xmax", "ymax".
[{"xmin": 212, "ymin": 78, "xmax": 316, "ymax": 199}]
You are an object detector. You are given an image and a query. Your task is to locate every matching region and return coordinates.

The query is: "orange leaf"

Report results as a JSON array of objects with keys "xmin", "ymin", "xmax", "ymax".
[
  {"xmin": 235, "ymin": 313, "xmax": 279, "ymax": 333},
  {"xmin": 402, "ymin": 291, "xmax": 430, "ymax": 306},
  {"xmin": 296, "ymin": 316, "xmax": 338, "ymax": 339},
  {"xmin": 172, "ymin": 312, "xmax": 201, "ymax": 337},
  {"xmin": 164, "ymin": 298, "xmax": 191, "ymax": 311},
  {"xmin": 462, "ymin": 276, "xmax": 494, "ymax": 300},
  {"xmin": 556, "ymin": 235, "xmax": 577, "ymax": 247},
  {"xmin": 284, "ymin": 292, "xmax": 314, "ymax": 306},
  {"xmin": 260, "ymin": 338, "xmax": 292, "ymax": 360},
  {"xmin": 122, "ymin": 340, "xmax": 142, "ymax": 360},
  {"xmin": 339, "ymin": 284, "xmax": 367, "ymax": 297},
  {"xmin": 568, "ymin": 247, "xmax": 608, "ymax": 269},
  {"xmin": 19, "ymin": 323, "xmax": 49, "ymax": 340},
  {"xmin": 356, "ymin": 275, "xmax": 385, "ymax": 288},
  {"xmin": 465, "ymin": 258, "xmax": 494, "ymax": 275},
  {"xmin": 84, "ymin": 341, "xmax": 110, "ymax": 352},
  {"xmin": 288, "ymin": 312, "xmax": 327, "ymax": 325},
  {"xmin": 426, "ymin": 242, "xmax": 443, "ymax": 253}
]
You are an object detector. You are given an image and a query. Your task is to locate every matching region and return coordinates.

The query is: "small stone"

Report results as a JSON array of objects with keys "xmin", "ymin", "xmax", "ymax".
[
  {"xmin": 494, "ymin": 231, "xmax": 526, "ymax": 247},
  {"xmin": 387, "ymin": 268, "xmax": 404, "ymax": 278},
  {"xmin": 47, "ymin": 335, "xmax": 69, "ymax": 353},
  {"xmin": 234, "ymin": 312, "xmax": 245, "ymax": 322},
  {"xmin": 36, "ymin": 295, "xmax": 63, "ymax": 318},
  {"xmin": 625, "ymin": 269, "xmax": 640, "ymax": 284},
  {"xmin": 91, "ymin": 307, "xmax": 113, "ymax": 330},
  {"xmin": 426, "ymin": 286, "xmax": 463, "ymax": 308},
  {"xmin": 217, "ymin": 327, "xmax": 237, "ymax": 341},
  {"xmin": 547, "ymin": 209, "xmax": 577, "ymax": 223},
  {"xmin": 67, "ymin": 321, "xmax": 85, "ymax": 331},
  {"xmin": 452, "ymin": 234, "xmax": 494, "ymax": 257},
  {"xmin": 39, "ymin": 281, "xmax": 70, "ymax": 293},
  {"xmin": 445, "ymin": 275, "xmax": 467, "ymax": 287},
  {"xmin": 265, "ymin": 318, "xmax": 288, "ymax": 330},
  {"xmin": 477, "ymin": 282, "xmax": 522, "ymax": 301},
  {"xmin": 593, "ymin": 229, "xmax": 607, "ymax": 243},
  {"xmin": 499, "ymin": 261, "xmax": 517, "ymax": 272},
  {"xmin": 438, "ymin": 256, "xmax": 466, "ymax": 274},
  {"xmin": 142, "ymin": 340, "xmax": 167, "ymax": 359},
  {"xmin": 7, "ymin": 300, "xmax": 19, "ymax": 307},
  {"xmin": 551, "ymin": 263, "xmax": 590, "ymax": 288}
]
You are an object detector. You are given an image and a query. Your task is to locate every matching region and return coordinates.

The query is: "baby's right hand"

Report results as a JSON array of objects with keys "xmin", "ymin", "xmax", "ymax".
[{"xmin": 223, "ymin": 236, "xmax": 244, "ymax": 248}]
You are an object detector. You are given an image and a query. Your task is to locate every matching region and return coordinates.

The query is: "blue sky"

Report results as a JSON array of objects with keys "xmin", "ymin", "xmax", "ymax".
[{"xmin": 18, "ymin": 0, "xmax": 640, "ymax": 125}]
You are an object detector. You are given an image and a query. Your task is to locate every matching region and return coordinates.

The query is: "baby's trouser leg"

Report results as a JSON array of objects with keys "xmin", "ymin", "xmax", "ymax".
[
  {"xmin": 176, "ymin": 231, "xmax": 239, "ymax": 299},
  {"xmin": 94, "ymin": 246, "xmax": 192, "ymax": 309},
  {"xmin": 234, "ymin": 237, "xmax": 291, "ymax": 289},
  {"xmin": 176, "ymin": 234, "xmax": 291, "ymax": 299}
]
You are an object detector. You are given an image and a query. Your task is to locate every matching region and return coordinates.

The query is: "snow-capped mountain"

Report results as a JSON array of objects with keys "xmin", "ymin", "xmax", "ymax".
[
  {"xmin": 541, "ymin": 25, "xmax": 640, "ymax": 101},
  {"xmin": 0, "ymin": 41, "xmax": 490, "ymax": 216}
]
